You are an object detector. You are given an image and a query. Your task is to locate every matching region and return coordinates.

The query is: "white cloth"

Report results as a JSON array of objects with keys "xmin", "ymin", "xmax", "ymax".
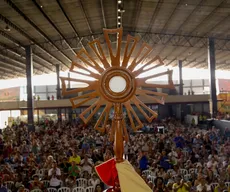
[{"xmin": 48, "ymin": 168, "xmax": 61, "ymax": 187}]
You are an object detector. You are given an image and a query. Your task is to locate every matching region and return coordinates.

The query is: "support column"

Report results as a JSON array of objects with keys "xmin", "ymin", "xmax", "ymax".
[
  {"xmin": 178, "ymin": 60, "xmax": 183, "ymax": 95},
  {"xmin": 208, "ymin": 38, "xmax": 217, "ymax": 118},
  {"xmin": 178, "ymin": 60, "xmax": 184, "ymax": 121},
  {"xmin": 68, "ymin": 72, "xmax": 71, "ymax": 89},
  {"xmin": 56, "ymin": 64, "xmax": 61, "ymax": 122},
  {"xmin": 26, "ymin": 46, "xmax": 34, "ymax": 132}
]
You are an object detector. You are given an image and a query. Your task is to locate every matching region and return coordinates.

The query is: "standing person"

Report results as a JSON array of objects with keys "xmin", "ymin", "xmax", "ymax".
[
  {"xmin": 138, "ymin": 151, "xmax": 148, "ymax": 172},
  {"xmin": 48, "ymin": 161, "xmax": 61, "ymax": 189}
]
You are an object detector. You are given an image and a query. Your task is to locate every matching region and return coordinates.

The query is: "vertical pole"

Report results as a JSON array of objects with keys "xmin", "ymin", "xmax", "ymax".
[
  {"xmin": 178, "ymin": 60, "xmax": 183, "ymax": 95},
  {"xmin": 37, "ymin": 109, "xmax": 39, "ymax": 123},
  {"xmin": 68, "ymin": 72, "xmax": 71, "ymax": 89},
  {"xmin": 208, "ymin": 38, "xmax": 217, "ymax": 118},
  {"xmin": 178, "ymin": 60, "xmax": 184, "ymax": 121},
  {"xmin": 114, "ymin": 103, "xmax": 124, "ymax": 163},
  {"xmin": 56, "ymin": 64, "xmax": 61, "ymax": 122},
  {"xmin": 26, "ymin": 45, "xmax": 34, "ymax": 132}
]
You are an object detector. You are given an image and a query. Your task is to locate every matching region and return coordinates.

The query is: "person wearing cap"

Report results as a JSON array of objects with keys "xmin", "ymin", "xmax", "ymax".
[{"xmin": 48, "ymin": 161, "xmax": 61, "ymax": 189}]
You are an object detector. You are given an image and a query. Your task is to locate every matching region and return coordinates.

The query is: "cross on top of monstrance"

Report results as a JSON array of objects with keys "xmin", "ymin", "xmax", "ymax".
[{"xmin": 60, "ymin": 28, "xmax": 175, "ymax": 163}]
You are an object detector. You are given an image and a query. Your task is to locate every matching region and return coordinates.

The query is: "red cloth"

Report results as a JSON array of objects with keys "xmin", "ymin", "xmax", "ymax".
[{"xmin": 95, "ymin": 158, "xmax": 118, "ymax": 187}]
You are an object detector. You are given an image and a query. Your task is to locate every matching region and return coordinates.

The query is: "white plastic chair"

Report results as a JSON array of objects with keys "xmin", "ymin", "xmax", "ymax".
[
  {"xmin": 147, "ymin": 175, "xmax": 156, "ymax": 184},
  {"xmin": 76, "ymin": 178, "xmax": 88, "ymax": 188},
  {"xmin": 42, "ymin": 180, "xmax": 50, "ymax": 188},
  {"xmin": 31, "ymin": 189, "xmax": 43, "ymax": 192},
  {"xmin": 189, "ymin": 168, "xmax": 197, "ymax": 174},
  {"xmin": 225, "ymin": 182, "xmax": 230, "ymax": 188},
  {"xmin": 72, "ymin": 187, "xmax": 85, "ymax": 192},
  {"xmin": 36, "ymin": 169, "xmax": 45, "ymax": 178},
  {"xmin": 85, "ymin": 186, "xmax": 94, "ymax": 192},
  {"xmin": 142, "ymin": 170, "xmax": 153, "ymax": 177},
  {"xmin": 88, "ymin": 178, "xmax": 100, "ymax": 188},
  {"xmin": 58, "ymin": 187, "xmax": 71, "ymax": 192},
  {"xmin": 210, "ymin": 183, "xmax": 219, "ymax": 191},
  {"xmin": 5, "ymin": 181, "xmax": 14, "ymax": 190},
  {"xmin": 47, "ymin": 188, "xmax": 58, "ymax": 192},
  {"xmin": 179, "ymin": 169, "xmax": 188, "ymax": 176},
  {"xmin": 167, "ymin": 169, "xmax": 174, "ymax": 175},
  {"xmin": 183, "ymin": 174, "xmax": 192, "ymax": 181}
]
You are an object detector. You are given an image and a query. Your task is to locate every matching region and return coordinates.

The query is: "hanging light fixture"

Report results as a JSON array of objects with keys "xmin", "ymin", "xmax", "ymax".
[{"xmin": 4, "ymin": 25, "xmax": 11, "ymax": 32}]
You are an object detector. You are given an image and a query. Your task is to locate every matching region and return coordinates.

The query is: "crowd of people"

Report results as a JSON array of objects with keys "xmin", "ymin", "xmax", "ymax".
[{"xmin": 0, "ymin": 118, "xmax": 229, "ymax": 192}]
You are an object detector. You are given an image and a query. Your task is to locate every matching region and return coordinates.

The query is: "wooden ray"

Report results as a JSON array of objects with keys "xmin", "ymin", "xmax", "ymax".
[
  {"xmin": 103, "ymin": 28, "xmax": 123, "ymax": 67},
  {"xmin": 122, "ymin": 35, "xmax": 139, "ymax": 68},
  {"xmin": 60, "ymin": 77, "xmax": 99, "ymax": 96},
  {"xmin": 94, "ymin": 101, "xmax": 113, "ymax": 133},
  {"xmin": 88, "ymin": 39, "xmax": 110, "ymax": 69},
  {"xmin": 133, "ymin": 56, "xmax": 164, "ymax": 77},
  {"xmin": 124, "ymin": 101, "xmax": 143, "ymax": 131},
  {"xmin": 131, "ymin": 95, "xmax": 158, "ymax": 123},
  {"xmin": 128, "ymin": 43, "xmax": 152, "ymax": 72},
  {"xmin": 70, "ymin": 61, "xmax": 100, "ymax": 79},
  {"xmin": 70, "ymin": 91, "xmax": 99, "ymax": 109},
  {"xmin": 136, "ymin": 70, "xmax": 175, "ymax": 89},
  {"xmin": 77, "ymin": 49, "xmax": 104, "ymax": 73},
  {"xmin": 79, "ymin": 98, "xmax": 104, "ymax": 124},
  {"xmin": 135, "ymin": 89, "xmax": 167, "ymax": 105}
]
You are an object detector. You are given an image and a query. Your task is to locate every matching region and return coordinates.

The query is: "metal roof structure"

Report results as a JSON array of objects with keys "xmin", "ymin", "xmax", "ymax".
[{"xmin": 0, "ymin": 0, "xmax": 230, "ymax": 79}]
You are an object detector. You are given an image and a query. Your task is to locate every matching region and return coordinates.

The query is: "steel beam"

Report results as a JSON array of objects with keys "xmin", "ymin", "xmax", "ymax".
[
  {"xmin": 56, "ymin": 64, "xmax": 61, "ymax": 122},
  {"xmin": 0, "ymin": 67, "xmax": 18, "ymax": 78},
  {"xmin": 0, "ymin": 6, "xmax": 68, "ymax": 66},
  {"xmin": 79, "ymin": 0, "xmax": 96, "ymax": 41},
  {"xmin": 32, "ymin": 0, "xmax": 76, "ymax": 58},
  {"xmin": 0, "ymin": 29, "xmax": 55, "ymax": 68},
  {"xmin": 25, "ymin": 45, "xmax": 34, "ymax": 131},
  {"xmin": 100, "ymin": 0, "xmax": 107, "ymax": 28},
  {"xmin": 131, "ymin": 0, "xmax": 142, "ymax": 31},
  {"xmin": 56, "ymin": 0, "xmax": 87, "ymax": 50},
  {"xmin": 0, "ymin": 49, "xmax": 43, "ymax": 74},
  {"xmin": 0, "ymin": 43, "xmax": 53, "ymax": 72},
  {"xmin": 178, "ymin": 60, "xmax": 183, "ymax": 95},
  {"xmin": 208, "ymin": 38, "xmax": 217, "ymax": 118},
  {"xmin": 155, "ymin": 0, "xmax": 226, "ymax": 56},
  {"xmin": 0, "ymin": 59, "xmax": 25, "ymax": 72},
  {"xmin": 146, "ymin": 0, "xmax": 163, "ymax": 32}
]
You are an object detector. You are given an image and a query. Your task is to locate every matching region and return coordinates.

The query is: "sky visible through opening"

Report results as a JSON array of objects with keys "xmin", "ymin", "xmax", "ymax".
[{"xmin": 0, "ymin": 67, "xmax": 229, "ymax": 89}]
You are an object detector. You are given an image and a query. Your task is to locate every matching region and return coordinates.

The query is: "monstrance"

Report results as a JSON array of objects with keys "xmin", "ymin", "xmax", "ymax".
[
  {"xmin": 61, "ymin": 28, "xmax": 174, "ymax": 192},
  {"xmin": 60, "ymin": 27, "xmax": 174, "ymax": 191}
]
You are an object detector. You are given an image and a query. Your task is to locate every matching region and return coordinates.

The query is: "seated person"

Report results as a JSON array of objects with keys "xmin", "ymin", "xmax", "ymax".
[{"xmin": 29, "ymin": 174, "xmax": 44, "ymax": 190}]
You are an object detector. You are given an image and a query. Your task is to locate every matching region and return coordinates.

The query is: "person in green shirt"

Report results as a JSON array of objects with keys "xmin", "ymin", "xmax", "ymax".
[{"xmin": 68, "ymin": 161, "xmax": 80, "ymax": 178}]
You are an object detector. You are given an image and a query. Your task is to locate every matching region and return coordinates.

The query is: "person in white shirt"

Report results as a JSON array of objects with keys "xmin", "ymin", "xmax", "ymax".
[
  {"xmin": 48, "ymin": 161, "xmax": 61, "ymax": 189},
  {"xmin": 81, "ymin": 155, "xmax": 93, "ymax": 174}
]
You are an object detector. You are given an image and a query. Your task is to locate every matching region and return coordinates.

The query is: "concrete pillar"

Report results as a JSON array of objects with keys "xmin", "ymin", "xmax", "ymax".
[
  {"xmin": 68, "ymin": 72, "xmax": 71, "ymax": 89},
  {"xmin": 208, "ymin": 38, "xmax": 217, "ymax": 118},
  {"xmin": 26, "ymin": 46, "xmax": 34, "ymax": 131},
  {"xmin": 178, "ymin": 60, "xmax": 183, "ymax": 95},
  {"xmin": 56, "ymin": 64, "xmax": 61, "ymax": 122}
]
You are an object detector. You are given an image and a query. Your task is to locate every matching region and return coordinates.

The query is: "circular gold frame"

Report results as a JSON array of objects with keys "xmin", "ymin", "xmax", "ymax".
[{"xmin": 99, "ymin": 66, "xmax": 136, "ymax": 103}]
